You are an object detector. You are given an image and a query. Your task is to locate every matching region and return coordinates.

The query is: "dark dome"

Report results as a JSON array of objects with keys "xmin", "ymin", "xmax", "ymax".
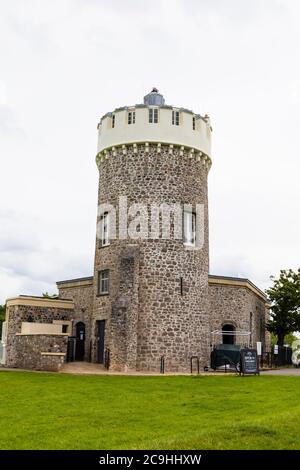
[{"xmin": 143, "ymin": 88, "xmax": 165, "ymax": 106}]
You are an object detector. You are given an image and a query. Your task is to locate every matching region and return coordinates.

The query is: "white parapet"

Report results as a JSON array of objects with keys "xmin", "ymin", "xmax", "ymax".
[{"xmin": 97, "ymin": 105, "xmax": 212, "ymax": 158}]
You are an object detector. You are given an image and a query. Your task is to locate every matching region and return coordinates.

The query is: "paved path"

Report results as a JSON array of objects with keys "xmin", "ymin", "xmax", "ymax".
[
  {"xmin": 60, "ymin": 362, "xmax": 106, "ymax": 374},
  {"xmin": 4, "ymin": 362, "xmax": 299, "ymax": 376},
  {"xmin": 60, "ymin": 362, "xmax": 233, "ymax": 376},
  {"xmin": 61, "ymin": 363, "xmax": 300, "ymax": 376},
  {"xmin": 60, "ymin": 362, "xmax": 190, "ymax": 376},
  {"xmin": 0, "ymin": 363, "xmax": 231, "ymax": 376},
  {"xmin": 261, "ymin": 368, "xmax": 300, "ymax": 376}
]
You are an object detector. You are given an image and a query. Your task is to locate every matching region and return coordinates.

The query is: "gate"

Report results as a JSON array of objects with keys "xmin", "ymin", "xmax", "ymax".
[{"xmin": 67, "ymin": 337, "xmax": 76, "ymax": 362}]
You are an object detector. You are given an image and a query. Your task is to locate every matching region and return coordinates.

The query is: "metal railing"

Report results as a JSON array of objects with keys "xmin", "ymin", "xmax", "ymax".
[
  {"xmin": 260, "ymin": 347, "xmax": 292, "ymax": 368},
  {"xmin": 104, "ymin": 348, "xmax": 110, "ymax": 369},
  {"xmin": 160, "ymin": 356, "xmax": 165, "ymax": 374}
]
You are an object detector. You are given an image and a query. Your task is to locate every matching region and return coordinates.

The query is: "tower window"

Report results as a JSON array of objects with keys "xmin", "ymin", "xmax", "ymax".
[
  {"xmin": 192, "ymin": 116, "xmax": 196, "ymax": 130},
  {"xmin": 98, "ymin": 270, "xmax": 110, "ymax": 295},
  {"xmin": 112, "ymin": 114, "xmax": 115, "ymax": 128},
  {"xmin": 149, "ymin": 108, "xmax": 158, "ymax": 123},
  {"xmin": 183, "ymin": 211, "xmax": 196, "ymax": 246},
  {"xmin": 128, "ymin": 111, "xmax": 135, "ymax": 125},
  {"xmin": 100, "ymin": 212, "xmax": 110, "ymax": 247},
  {"xmin": 172, "ymin": 110, "xmax": 180, "ymax": 126}
]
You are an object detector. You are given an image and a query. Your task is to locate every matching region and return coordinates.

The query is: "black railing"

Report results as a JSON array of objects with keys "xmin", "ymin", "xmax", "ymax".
[
  {"xmin": 275, "ymin": 346, "xmax": 292, "ymax": 366},
  {"xmin": 104, "ymin": 348, "xmax": 110, "ymax": 370},
  {"xmin": 66, "ymin": 337, "xmax": 76, "ymax": 362},
  {"xmin": 89, "ymin": 340, "xmax": 92, "ymax": 363},
  {"xmin": 160, "ymin": 356, "xmax": 165, "ymax": 374},
  {"xmin": 190, "ymin": 356, "xmax": 200, "ymax": 374},
  {"xmin": 259, "ymin": 346, "xmax": 292, "ymax": 368}
]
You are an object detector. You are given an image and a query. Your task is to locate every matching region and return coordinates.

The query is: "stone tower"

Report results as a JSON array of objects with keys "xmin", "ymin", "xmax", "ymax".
[{"xmin": 92, "ymin": 89, "xmax": 212, "ymax": 372}]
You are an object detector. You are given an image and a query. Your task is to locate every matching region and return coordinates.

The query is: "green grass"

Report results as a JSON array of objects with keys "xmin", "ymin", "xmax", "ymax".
[{"xmin": 0, "ymin": 371, "xmax": 300, "ymax": 450}]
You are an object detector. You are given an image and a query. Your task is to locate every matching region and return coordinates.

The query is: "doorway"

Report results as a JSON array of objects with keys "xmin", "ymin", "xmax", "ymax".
[
  {"xmin": 222, "ymin": 324, "xmax": 235, "ymax": 345},
  {"xmin": 75, "ymin": 322, "xmax": 85, "ymax": 361},
  {"xmin": 96, "ymin": 320, "xmax": 105, "ymax": 364}
]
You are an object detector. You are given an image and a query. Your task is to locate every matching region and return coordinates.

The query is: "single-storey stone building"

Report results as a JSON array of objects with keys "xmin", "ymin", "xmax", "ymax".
[{"xmin": 0, "ymin": 89, "xmax": 270, "ymax": 372}]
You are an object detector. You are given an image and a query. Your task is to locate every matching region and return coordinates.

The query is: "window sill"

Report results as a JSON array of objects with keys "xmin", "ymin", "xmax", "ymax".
[
  {"xmin": 184, "ymin": 243, "xmax": 196, "ymax": 248},
  {"xmin": 99, "ymin": 243, "xmax": 111, "ymax": 249}
]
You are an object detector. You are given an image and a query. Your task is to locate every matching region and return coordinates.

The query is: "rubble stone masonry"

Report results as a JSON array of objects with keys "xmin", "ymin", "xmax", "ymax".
[
  {"xmin": 5, "ymin": 300, "xmax": 73, "ymax": 370},
  {"xmin": 92, "ymin": 143, "xmax": 211, "ymax": 372},
  {"xmin": 57, "ymin": 278, "xmax": 94, "ymax": 361},
  {"xmin": 208, "ymin": 278, "xmax": 271, "ymax": 350}
]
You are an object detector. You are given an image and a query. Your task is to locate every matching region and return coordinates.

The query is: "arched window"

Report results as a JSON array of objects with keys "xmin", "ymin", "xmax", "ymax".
[{"xmin": 222, "ymin": 324, "xmax": 235, "ymax": 345}]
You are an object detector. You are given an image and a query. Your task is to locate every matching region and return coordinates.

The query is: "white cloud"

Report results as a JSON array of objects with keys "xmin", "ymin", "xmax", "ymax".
[{"xmin": 0, "ymin": 0, "xmax": 300, "ymax": 303}]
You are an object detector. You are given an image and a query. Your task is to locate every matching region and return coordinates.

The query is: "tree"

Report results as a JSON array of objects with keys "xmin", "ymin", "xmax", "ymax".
[
  {"xmin": 0, "ymin": 304, "xmax": 6, "ymax": 337},
  {"xmin": 266, "ymin": 269, "xmax": 300, "ymax": 347},
  {"xmin": 271, "ymin": 332, "xmax": 298, "ymax": 348},
  {"xmin": 42, "ymin": 292, "xmax": 58, "ymax": 299}
]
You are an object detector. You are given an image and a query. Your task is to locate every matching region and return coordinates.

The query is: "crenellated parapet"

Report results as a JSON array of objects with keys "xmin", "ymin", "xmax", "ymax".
[
  {"xmin": 96, "ymin": 142, "xmax": 212, "ymax": 171},
  {"xmin": 97, "ymin": 90, "xmax": 212, "ymax": 160}
]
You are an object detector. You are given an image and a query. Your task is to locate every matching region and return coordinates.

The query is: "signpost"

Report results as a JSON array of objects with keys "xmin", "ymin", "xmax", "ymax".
[
  {"xmin": 240, "ymin": 349, "xmax": 259, "ymax": 375},
  {"xmin": 256, "ymin": 341, "xmax": 262, "ymax": 356}
]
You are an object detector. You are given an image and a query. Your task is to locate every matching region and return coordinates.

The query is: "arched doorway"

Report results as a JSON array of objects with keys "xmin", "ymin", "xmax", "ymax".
[
  {"xmin": 222, "ymin": 324, "xmax": 235, "ymax": 345},
  {"xmin": 75, "ymin": 322, "xmax": 85, "ymax": 361}
]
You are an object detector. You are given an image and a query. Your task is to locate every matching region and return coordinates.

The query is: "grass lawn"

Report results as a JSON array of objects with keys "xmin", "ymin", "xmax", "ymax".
[{"xmin": 0, "ymin": 371, "xmax": 300, "ymax": 450}]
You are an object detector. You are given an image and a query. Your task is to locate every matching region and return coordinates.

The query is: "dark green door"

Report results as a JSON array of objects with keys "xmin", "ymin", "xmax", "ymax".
[{"xmin": 75, "ymin": 322, "xmax": 85, "ymax": 361}]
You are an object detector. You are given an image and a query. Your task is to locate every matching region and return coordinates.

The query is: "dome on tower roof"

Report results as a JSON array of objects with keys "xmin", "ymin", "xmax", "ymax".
[{"xmin": 143, "ymin": 88, "xmax": 165, "ymax": 106}]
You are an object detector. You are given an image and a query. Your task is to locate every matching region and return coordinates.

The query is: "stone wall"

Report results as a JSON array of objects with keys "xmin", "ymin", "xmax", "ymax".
[
  {"xmin": 110, "ymin": 245, "xmax": 140, "ymax": 371},
  {"xmin": 9, "ymin": 334, "xmax": 67, "ymax": 371},
  {"xmin": 5, "ymin": 302, "xmax": 72, "ymax": 368},
  {"xmin": 57, "ymin": 279, "xmax": 94, "ymax": 361},
  {"xmin": 208, "ymin": 282, "xmax": 270, "ymax": 349},
  {"xmin": 92, "ymin": 143, "xmax": 211, "ymax": 372}
]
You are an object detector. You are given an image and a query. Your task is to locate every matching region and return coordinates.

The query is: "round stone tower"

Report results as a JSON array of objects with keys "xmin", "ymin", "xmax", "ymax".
[{"xmin": 92, "ymin": 89, "xmax": 212, "ymax": 372}]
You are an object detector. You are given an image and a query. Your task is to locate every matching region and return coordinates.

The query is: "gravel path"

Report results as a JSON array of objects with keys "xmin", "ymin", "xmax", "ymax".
[{"xmin": 261, "ymin": 368, "xmax": 300, "ymax": 376}]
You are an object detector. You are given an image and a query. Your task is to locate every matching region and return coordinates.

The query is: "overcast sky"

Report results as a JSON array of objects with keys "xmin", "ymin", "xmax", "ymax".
[{"xmin": 0, "ymin": 0, "xmax": 300, "ymax": 303}]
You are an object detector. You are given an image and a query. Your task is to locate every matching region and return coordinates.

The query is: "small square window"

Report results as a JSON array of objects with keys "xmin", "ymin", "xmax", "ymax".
[
  {"xmin": 62, "ymin": 324, "xmax": 68, "ymax": 334},
  {"xmin": 98, "ymin": 270, "xmax": 109, "ymax": 295}
]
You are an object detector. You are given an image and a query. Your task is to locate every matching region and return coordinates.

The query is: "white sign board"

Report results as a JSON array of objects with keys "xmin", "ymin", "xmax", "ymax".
[{"xmin": 256, "ymin": 342, "xmax": 262, "ymax": 356}]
